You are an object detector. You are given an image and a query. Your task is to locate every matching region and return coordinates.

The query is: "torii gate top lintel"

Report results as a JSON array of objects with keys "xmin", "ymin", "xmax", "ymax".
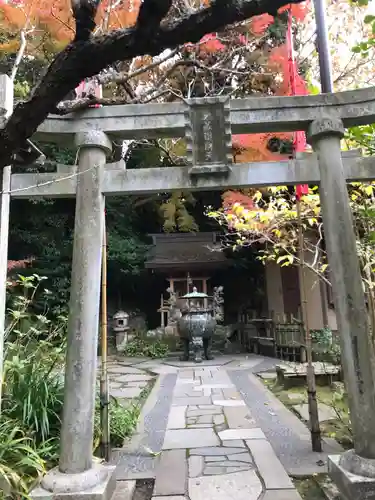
[{"xmin": 34, "ymin": 85, "xmax": 375, "ymax": 144}]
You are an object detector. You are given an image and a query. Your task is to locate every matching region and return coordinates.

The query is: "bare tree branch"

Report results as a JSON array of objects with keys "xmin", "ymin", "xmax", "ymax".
[{"xmin": 0, "ymin": 0, "xmax": 304, "ymax": 170}]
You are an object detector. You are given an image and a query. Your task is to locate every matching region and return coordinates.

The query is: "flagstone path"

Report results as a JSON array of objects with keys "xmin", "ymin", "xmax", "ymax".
[{"xmin": 108, "ymin": 354, "xmax": 342, "ymax": 500}]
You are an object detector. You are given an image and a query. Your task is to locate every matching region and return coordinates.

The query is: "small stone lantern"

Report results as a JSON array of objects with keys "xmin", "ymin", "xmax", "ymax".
[{"xmin": 113, "ymin": 310, "xmax": 130, "ymax": 353}]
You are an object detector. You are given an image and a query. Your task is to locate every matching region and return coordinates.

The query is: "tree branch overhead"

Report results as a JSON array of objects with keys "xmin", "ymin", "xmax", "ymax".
[{"xmin": 0, "ymin": 0, "xmax": 305, "ymax": 169}]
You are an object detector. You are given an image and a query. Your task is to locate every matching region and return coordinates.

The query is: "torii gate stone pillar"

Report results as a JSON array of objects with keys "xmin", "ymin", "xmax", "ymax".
[
  {"xmin": 308, "ymin": 118, "xmax": 375, "ymax": 500},
  {"xmin": 32, "ymin": 131, "xmax": 116, "ymax": 500}
]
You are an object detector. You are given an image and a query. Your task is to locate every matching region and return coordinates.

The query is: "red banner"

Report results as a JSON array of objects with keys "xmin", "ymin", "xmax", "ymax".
[{"xmin": 287, "ymin": 10, "xmax": 308, "ymax": 200}]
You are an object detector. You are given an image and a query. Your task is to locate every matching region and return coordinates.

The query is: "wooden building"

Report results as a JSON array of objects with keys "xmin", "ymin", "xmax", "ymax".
[{"xmin": 145, "ymin": 232, "xmax": 229, "ymax": 328}]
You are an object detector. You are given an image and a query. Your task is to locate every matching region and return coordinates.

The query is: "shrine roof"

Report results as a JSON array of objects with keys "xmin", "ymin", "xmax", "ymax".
[{"xmin": 145, "ymin": 232, "xmax": 228, "ymax": 270}]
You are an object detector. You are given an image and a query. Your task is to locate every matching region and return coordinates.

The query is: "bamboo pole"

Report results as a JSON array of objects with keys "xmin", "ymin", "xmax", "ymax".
[
  {"xmin": 100, "ymin": 213, "xmax": 110, "ymax": 461},
  {"xmin": 296, "ymin": 198, "xmax": 322, "ymax": 452}
]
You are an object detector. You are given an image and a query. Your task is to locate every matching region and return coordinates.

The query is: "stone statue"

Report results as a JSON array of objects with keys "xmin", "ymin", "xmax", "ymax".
[
  {"xmin": 213, "ymin": 285, "xmax": 224, "ymax": 323},
  {"xmin": 167, "ymin": 287, "xmax": 180, "ymax": 324}
]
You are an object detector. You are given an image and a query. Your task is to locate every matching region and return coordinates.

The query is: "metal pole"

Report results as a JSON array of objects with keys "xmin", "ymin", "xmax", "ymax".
[
  {"xmin": 313, "ymin": 0, "xmax": 334, "ymax": 93},
  {"xmin": 100, "ymin": 210, "xmax": 110, "ymax": 462}
]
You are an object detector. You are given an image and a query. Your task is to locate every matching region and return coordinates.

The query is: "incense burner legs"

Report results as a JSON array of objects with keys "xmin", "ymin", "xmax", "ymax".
[{"xmin": 179, "ymin": 337, "xmax": 214, "ymax": 363}]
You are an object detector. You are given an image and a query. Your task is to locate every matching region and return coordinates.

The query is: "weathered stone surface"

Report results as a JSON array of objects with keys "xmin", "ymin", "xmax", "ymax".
[
  {"xmin": 261, "ymin": 490, "xmax": 302, "ymax": 500},
  {"xmin": 196, "ymin": 415, "xmax": 213, "ymax": 424},
  {"xmin": 110, "ymin": 387, "xmax": 142, "ymax": 398},
  {"xmin": 224, "ymin": 406, "xmax": 256, "ymax": 429},
  {"xmin": 167, "ymin": 406, "xmax": 187, "ymax": 430},
  {"xmin": 207, "ymin": 461, "xmax": 250, "ymax": 468},
  {"xmin": 188, "ymin": 470, "xmax": 262, "ymax": 500},
  {"xmin": 152, "ymin": 497, "xmax": 187, "ymax": 500},
  {"xmin": 257, "ymin": 371, "xmax": 277, "ymax": 380},
  {"xmin": 31, "ymin": 465, "xmax": 116, "ymax": 500},
  {"xmin": 222, "ymin": 388, "xmax": 241, "ymax": 400},
  {"xmin": 205, "ymin": 456, "xmax": 227, "ymax": 462},
  {"xmin": 194, "ymin": 384, "xmax": 234, "ymax": 391},
  {"xmin": 190, "ymin": 447, "xmax": 245, "ymax": 456},
  {"xmin": 187, "ymin": 408, "xmax": 222, "ymax": 417},
  {"xmin": 229, "ymin": 453, "xmax": 253, "ymax": 463},
  {"xmin": 288, "ymin": 393, "xmax": 305, "ymax": 402},
  {"xmin": 222, "ymin": 440, "xmax": 245, "ymax": 448},
  {"xmin": 219, "ymin": 429, "xmax": 266, "ymax": 441},
  {"xmin": 328, "ymin": 454, "xmax": 375, "ymax": 500},
  {"xmin": 176, "ymin": 378, "xmax": 197, "ymax": 384},
  {"xmin": 107, "ymin": 366, "xmax": 145, "ymax": 375},
  {"xmin": 213, "ymin": 400, "xmax": 246, "ymax": 407},
  {"xmin": 125, "ymin": 381, "xmax": 149, "ymax": 388},
  {"xmin": 294, "ymin": 403, "xmax": 337, "ymax": 423},
  {"xmin": 163, "ymin": 429, "xmax": 219, "ymax": 450},
  {"xmin": 173, "ymin": 397, "xmax": 212, "ymax": 406},
  {"xmin": 189, "ymin": 456, "xmax": 204, "ymax": 478},
  {"xmin": 153, "ymin": 450, "xmax": 187, "ymax": 496},
  {"xmin": 213, "ymin": 414, "xmax": 225, "ymax": 426},
  {"xmin": 246, "ymin": 439, "xmax": 293, "ymax": 490},
  {"xmin": 188, "ymin": 424, "xmax": 212, "ymax": 428},
  {"xmin": 215, "ymin": 423, "xmax": 227, "ymax": 433},
  {"xmin": 203, "ymin": 467, "xmax": 227, "ymax": 475},
  {"xmin": 112, "ymin": 480, "xmax": 136, "ymax": 500},
  {"xmin": 115, "ymin": 374, "xmax": 153, "ymax": 382}
]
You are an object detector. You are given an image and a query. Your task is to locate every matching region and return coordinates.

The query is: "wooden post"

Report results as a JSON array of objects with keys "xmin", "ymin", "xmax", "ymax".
[
  {"xmin": 160, "ymin": 294, "xmax": 165, "ymax": 328},
  {"xmin": 100, "ymin": 214, "xmax": 110, "ymax": 462},
  {"xmin": 0, "ymin": 74, "xmax": 13, "ymax": 411},
  {"xmin": 297, "ymin": 198, "xmax": 322, "ymax": 452}
]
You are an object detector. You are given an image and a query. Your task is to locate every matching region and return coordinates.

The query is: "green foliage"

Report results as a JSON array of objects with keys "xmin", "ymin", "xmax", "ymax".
[
  {"xmin": 124, "ymin": 336, "xmax": 170, "ymax": 358},
  {"xmin": 311, "ymin": 327, "xmax": 341, "ymax": 366},
  {"xmin": 352, "ymin": 1, "xmax": 375, "ymax": 55},
  {"xmin": 346, "ymin": 124, "xmax": 375, "ymax": 156},
  {"xmin": 0, "ymin": 420, "xmax": 48, "ymax": 499},
  {"xmin": 94, "ymin": 398, "xmax": 141, "ymax": 449},
  {"xmin": 1, "ymin": 275, "xmax": 144, "ymax": 498}
]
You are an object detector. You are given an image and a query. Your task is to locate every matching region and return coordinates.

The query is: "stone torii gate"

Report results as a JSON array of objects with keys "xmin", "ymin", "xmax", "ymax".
[{"xmin": 1, "ymin": 74, "xmax": 375, "ymax": 500}]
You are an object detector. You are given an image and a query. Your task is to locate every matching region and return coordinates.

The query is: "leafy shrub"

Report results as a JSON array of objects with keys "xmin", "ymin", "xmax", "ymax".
[
  {"xmin": 311, "ymin": 327, "xmax": 341, "ymax": 365},
  {"xmin": 1, "ymin": 275, "xmax": 145, "ymax": 497},
  {"xmin": 3, "ymin": 277, "xmax": 66, "ymax": 446},
  {"xmin": 0, "ymin": 420, "xmax": 48, "ymax": 499},
  {"xmin": 93, "ymin": 398, "xmax": 142, "ymax": 449},
  {"xmin": 124, "ymin": 337, "xmax": 169, "ymax": 358}
]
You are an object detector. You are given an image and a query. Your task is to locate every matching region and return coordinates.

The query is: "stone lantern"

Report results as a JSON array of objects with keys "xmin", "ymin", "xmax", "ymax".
[
  {"xmin": 177, "ymin": 287, "xmax": 216, "ymax": 363},
  {"xmin": 113, "ymin": 310, "xmax": 130, "ymax": 352}
]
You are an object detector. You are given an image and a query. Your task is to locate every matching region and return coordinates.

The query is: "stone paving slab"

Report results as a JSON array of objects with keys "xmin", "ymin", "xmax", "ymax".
[
  {"xmin": 107, "ymin": 365, "xmax": 145, "ymax": 375},
  {"xmin": 167, "ymin": 406, "xmax": 187, "ymax": 429},
  {"xmin": 153, "ymin": 449, "xmax": 187, "ymax": 496},
  {"xmin": 213, "ymin": 399, "xmax": 246, "ymax": 407},
  {"xmin": 262, "ymin": 490, "xmax": 302, "ymax": 500},
  {"xmin": 113, "ymin": 355, "xmax": 320, "ymax": 499},
  {"xmin": 152, "ymin": 497, "xmax": 188, "ymax": 500},
  {"xmin": 188, "ymin": 470, "xmax": 262, "ymax": 500},
  {"xmin": 115, "ymin": 374, "xmax": 154, "ymax": 382},
  {"xmin": 294, "ymin": 403, "xmax": 337, "ymax": 423},
  {"xmin": 189, "ymin": 447, "xmax": 247, "ymax": 456},
  {"xmin": 112, "ymin": 480, "xmax": 136, "ymax": 500},
  {"xmin": 229, "ymin": 370, "xmax": 342, "ymax": 475},
  {"xmin": 173, "ymin": 396, "xmax": 212, "ymax": 406},
  {"xmin": 163, "ymin": 428, "xmax": 219, "ymax": 449},
  {"xmin": 219, "ymin": 428, "xmax": 266, "ymax": 441},
  {"xmin": 246, "ymin": 439, "xmax": 294, "ymax": 490},
  {"xmin": 224, "ymin": 406, "xmax": 257, "ymax": 429},
  {"xmin": 110, "ymin": 387, "xmax": 143, "ymax": 399}
]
